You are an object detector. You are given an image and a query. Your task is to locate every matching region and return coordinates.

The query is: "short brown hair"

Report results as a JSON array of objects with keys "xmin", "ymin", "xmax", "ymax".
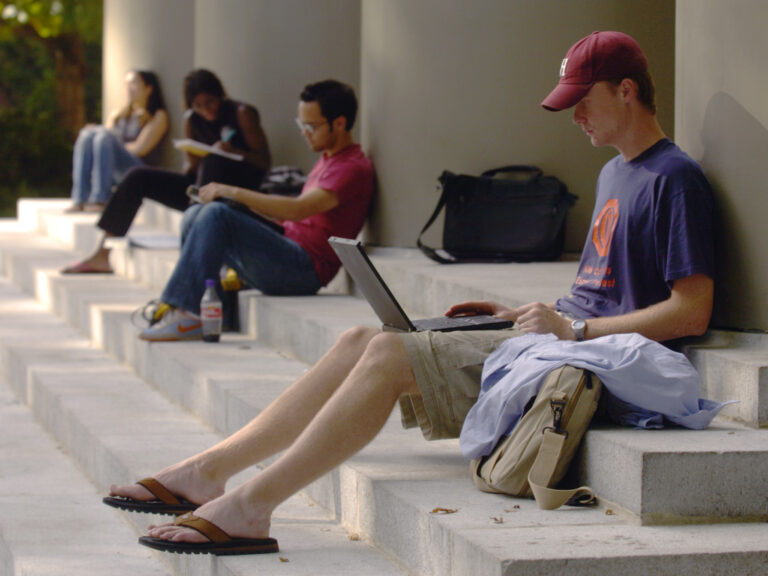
[{"xmin": 609, "ymin": 71, "xmax": 656, "ymax": 114}]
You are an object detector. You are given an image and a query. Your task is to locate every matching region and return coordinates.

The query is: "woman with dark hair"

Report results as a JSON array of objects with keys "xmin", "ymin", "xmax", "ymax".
[
  {"xmin": 62, "ymin": 69, "xmax": 271, "ymax": 274},
  {"xmin": 67, "ymin": 70, "xmax": 168, "ymax": 213},
  {"xmin": 175, "ymin": 69, "xmax": 272, "ymax": 188}
]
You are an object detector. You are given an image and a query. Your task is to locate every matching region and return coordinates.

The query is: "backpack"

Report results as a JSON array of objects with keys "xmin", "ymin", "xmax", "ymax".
[{"xmin": 469, "ymin": 365, "xmax": 602, "ymax": 509}]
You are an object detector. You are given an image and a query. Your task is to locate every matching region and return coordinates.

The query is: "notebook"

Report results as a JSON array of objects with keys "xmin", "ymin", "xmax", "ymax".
[
  {"xmin": 186, "ymin": 186, "xmax": 284, "ymax": 234},
  {"xmin": 328, "ymin": 237, "xmax": 514, "ymax": 332}
]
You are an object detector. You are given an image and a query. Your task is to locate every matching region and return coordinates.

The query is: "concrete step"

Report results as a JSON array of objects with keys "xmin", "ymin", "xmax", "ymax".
[
  {"xmin": 6, "ymin": 203, "xmax": 768, "ymax": 518},
  {"xmin": 0, "ymin": 277, "xmax": 408, "ymax": 576},
  {"xmin": 580, "ymin": 422, "xmax": 768, "ymax": 523},
  {"xmin": 34, "ymin": 196, "xmax": 764, "ymax": 428},
  {"xmin": 0, "ymin": 373, "xmax": 170, "ymax": 576},
  {"xmin": 682, "ymin": 330, "xmax": 768, "ymax": 427},
  {"xmin": 203, "ymin": 293, "xmax": 768, "ymax": 525},
  {"xmin": 0, "ymin": 258, "xmax": 168, "ymax": 574},
  {"xmin": 2, "ymin": 214, "xmax": 768, "ymax": 573},
  {"xmin": 18, "ymin": 198, "xmax": 183, "ymax": 241},
  {"xmin": 44, "ymin": 268, "xmax": 768, "ymax": 526},
  {"xmin": 5, "ymin": 219, "xmax": 768, "ymax": 525},
  {"xmin": 17, "ymin": 198, "xmax": 181, "ymax": 293}
]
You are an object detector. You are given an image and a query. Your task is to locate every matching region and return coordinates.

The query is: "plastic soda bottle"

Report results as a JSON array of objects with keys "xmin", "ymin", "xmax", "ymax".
[{"xmin": 200, "ymin": 279, "xmax": 222, "ymax": 342}]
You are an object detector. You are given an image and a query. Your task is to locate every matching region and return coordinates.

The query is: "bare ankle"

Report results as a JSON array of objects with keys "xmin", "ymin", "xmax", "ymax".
[
  {"xmin": 233, "ymin": 491, "xmax": 273, "ymax": 535},
  {"xmin": 185, "ymin": 453, "xmax": 229, "ymax": 491}
]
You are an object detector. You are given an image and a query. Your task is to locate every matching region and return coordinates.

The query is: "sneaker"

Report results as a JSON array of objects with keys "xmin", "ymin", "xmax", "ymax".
[
  {"xmin": 139, "ymin": 308, "xmax": 202, "ymax": 342},
  {"xmin": 131, "ymin": 300, "xmax": 172, "ymax": 329}
]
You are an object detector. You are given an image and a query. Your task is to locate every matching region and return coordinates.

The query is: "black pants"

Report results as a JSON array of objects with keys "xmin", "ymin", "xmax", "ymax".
[{"xmin": 97, "ymin": 154, "xmax": 267, "ymax": 237}]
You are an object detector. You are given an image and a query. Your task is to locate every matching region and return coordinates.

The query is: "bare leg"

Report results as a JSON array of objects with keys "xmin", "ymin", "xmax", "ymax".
[
  {"xmin": 111, "ymin": 326, "xmax": 380, "ymax": 506},
  {"xmin": 147, "ymin": 331, "xmax": 418, "ymax": 542}
]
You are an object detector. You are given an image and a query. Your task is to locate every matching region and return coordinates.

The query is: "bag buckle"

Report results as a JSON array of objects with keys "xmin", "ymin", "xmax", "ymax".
[{"xmin": 543, "ymin": 397, "xmax": 567, "ymax": 437}]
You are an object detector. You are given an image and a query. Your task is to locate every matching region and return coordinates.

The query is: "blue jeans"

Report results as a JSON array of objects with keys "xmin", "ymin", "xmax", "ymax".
[
  {"xmin": 161, "ymin": 202, "xmax": 322, "ymax": 314},
  {"xmin": 71, "ymin": 126, "xmax": 142, "ymax": 204}
]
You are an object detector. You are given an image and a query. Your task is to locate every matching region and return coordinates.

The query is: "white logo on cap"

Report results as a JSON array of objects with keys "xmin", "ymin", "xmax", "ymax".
[{"xmin": 560, "ymin": 58, "xmax": 568, "ymax": 77}]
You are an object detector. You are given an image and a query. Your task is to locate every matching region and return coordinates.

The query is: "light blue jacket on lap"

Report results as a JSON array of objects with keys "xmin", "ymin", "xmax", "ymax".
[{"xmin": 459, "ymin": 332, "xmax": 734, "ymax": 460}]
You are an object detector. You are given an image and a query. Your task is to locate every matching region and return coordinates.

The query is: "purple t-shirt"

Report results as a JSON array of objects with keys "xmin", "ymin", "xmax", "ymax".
[{"xmin": 556, "ymin": 139, "xmax": 714, "ymax": 319}]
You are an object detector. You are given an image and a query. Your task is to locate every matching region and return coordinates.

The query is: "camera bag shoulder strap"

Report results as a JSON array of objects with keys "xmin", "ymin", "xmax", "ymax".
[{"xmin": 527, "ymin": 428, "xmax": 597, "ymax": 510}]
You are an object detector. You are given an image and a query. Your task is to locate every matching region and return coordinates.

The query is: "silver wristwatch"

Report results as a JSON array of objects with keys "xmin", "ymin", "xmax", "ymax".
[{"xmin": 571, "ymin": 319, "xmax": 586, "ymax": 341}]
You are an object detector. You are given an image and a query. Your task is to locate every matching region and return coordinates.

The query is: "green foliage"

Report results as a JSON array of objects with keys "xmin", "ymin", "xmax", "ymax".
[
  {"xmin": 0, "ymin": 23, "xmax": 71, "ymax": 187},
  {"xmin": 0, "ymin": 27, "xmax": 68, "ymax": 184},
  {"xmin": 1, "ymin": 0, "xmax": 102, "ymax": 42},
  {"xmin": 0, "ymin": 0, "xmax": 102, "ymax": 213}
]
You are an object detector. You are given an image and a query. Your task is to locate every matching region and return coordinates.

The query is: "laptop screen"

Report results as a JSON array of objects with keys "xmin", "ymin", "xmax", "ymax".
[{"xmin": 328, "ymin": 237, "xmax": 416, "ymax": 331}]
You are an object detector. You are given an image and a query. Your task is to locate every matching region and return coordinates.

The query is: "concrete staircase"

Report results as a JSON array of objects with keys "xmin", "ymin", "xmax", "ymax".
[{"xmin": 0, "ymin": 198, "xmax": 766, "ymax": 576}]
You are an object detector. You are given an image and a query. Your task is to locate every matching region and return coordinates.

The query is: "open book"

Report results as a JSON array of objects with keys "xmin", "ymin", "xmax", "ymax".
[{"xmin": 173, "ymin": 139, "xmax": 244, "ymax": 162}]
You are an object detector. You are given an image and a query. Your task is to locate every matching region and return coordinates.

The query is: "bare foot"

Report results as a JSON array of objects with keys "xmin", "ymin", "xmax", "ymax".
[
  {"xmin": 64, "ymin": 203, "xmax": 84, "ymax": 214},
  {"xmin": 60, "ymin": 259, "xmax": 113, "ymax": 274},
  {"xmin": 146, "ymin": 485, "xmax": 272, "ymax": 543},
  {"xmin": 60, "ymin": 249, "xmax": 113, "ymax": 275},
  {"xmin": 109, "ymin": 457, "xmax": 226, "ymax": 508},
  {"xmin": 84, "ymin": 202, "xmax": 106, "ymax": 213}
]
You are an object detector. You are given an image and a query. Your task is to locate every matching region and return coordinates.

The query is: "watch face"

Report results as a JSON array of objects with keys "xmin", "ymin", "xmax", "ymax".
[{"xmin": 572, "ymin": 319, "xmax": 586, "ymax": 340}]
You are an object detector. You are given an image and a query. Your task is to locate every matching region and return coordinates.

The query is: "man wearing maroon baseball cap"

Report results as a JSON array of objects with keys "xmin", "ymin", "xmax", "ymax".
[
  {"xmin": 536, "ymin": 30, "xmax": 715, "ymax": 340},
  {"xmin": 542, "ymin": 31, "xmax": 648, "ymax": 112},
  {"xmin": 101, "ymin": 32, "xmax": 717, "ymax": 557}
]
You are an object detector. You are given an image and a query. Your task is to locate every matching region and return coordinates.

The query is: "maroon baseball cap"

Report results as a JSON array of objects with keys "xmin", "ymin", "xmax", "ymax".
[{"xmin": 541, "ymin": 31, "xmax": 648, "ymax": 111}]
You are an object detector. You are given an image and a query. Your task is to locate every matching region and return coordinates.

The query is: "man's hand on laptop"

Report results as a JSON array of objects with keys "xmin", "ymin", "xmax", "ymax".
[
  {"xmin": 446, "ymin": 300, "xmax": 572, "ymax": 339},
  {"xmin": 445, "ymin": 300, "xmax": 517, "ymax": 322}
]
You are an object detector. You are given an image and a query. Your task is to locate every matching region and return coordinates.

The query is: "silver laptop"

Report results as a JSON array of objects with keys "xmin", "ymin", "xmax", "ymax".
[{"xmin": 329, "ymin": 237, "xmax": 514, "ymax": 332}]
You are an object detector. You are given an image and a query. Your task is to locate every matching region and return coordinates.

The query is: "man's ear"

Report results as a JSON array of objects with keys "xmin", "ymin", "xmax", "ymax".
[
  {"xmin": 619, "ymin": 78, "xmax": 636, "ymax": 102},
  {"xmin": 332, "ymin": 115, "xmax": 348, "ymax": 132}
]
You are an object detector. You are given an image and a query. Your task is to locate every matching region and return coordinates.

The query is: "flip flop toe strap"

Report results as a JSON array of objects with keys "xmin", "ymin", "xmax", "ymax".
[
  {"xmin": 174, "ymin": 513, "xmax": 232, "ymax": 544},
  {"xmin": 137, "ymin": 477, "xmax": 183, "ymax": 506}
]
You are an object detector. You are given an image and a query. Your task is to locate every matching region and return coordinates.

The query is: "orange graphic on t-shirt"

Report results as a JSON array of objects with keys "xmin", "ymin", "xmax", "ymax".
[{"xmin": 592, "ymin": 199, "xmax": 619, "ymax": 257}]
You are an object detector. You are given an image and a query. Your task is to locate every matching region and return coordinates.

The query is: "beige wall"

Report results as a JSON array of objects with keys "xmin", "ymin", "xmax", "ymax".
[
  {"xmin": 676, "ymin": 0, "xmax": 768, "ymax": 331},
  {"xmin": 104, "ymin": 1, "xmax": 766, "ymax": 330},
  {"xmin": 192, "ymin": 0, "xmax": 361, "ymax": 172},
  {"xmin": 104, "ymin": 0, "xmax": 360, "ymax": 173},
  {"xmin": 360, "ymin": 0, "xmax": 675, "ymax": 249},
  {"xmin": 103, "ymin": 0, "xmax": 194, "ymax": 168},
  {"xmin": 104, "ymin": 0, "xmax": 674, "ymax": 246}
]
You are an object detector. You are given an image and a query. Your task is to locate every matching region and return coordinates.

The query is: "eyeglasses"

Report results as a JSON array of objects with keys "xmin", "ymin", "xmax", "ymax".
[{"xmin": 295, "ymin": 117, "xmax": 328, "ymax": 134}]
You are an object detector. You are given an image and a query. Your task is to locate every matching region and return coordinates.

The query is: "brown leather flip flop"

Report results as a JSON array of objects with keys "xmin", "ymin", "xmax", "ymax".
[
  {"xmin": 102, "ymin": 477, "xmax": 198, "ymax": 515},
  {"xmin": 138, "ymin": 513, "xmax": 279, "ymax": 556}
]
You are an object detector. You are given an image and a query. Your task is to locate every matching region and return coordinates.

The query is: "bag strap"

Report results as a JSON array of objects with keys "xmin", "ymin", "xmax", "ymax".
[
  {"xmin": 480, "ymin": 165, "xmax": 543, "ymax": 180},
  {"xmin": 417, "ymin": 171, "xmax": 460, "ymax": 264},
  {"xmin": 526, "ymin": 429, "xmax": 596, "ymax": 510}
]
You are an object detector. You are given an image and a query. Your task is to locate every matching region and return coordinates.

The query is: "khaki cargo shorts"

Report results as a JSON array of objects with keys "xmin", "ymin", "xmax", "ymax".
[{"xmin": 398, "ymin": 327, "xmax": 522, "ymax": 440}]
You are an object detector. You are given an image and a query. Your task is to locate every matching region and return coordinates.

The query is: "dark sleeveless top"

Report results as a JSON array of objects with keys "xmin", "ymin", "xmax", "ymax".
[{"xmin": 186, "ymin": 98, "xmax": 255, "ymax": 161}]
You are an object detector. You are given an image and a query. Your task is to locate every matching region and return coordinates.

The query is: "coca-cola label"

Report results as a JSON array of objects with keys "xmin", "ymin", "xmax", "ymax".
[{"xmin": 201, "ymin": 305, "xmax": 222, "ymax": 319}]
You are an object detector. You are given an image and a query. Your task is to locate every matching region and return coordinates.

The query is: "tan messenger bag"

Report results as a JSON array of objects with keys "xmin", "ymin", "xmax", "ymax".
[{"xmin": 470, "ymin": 365, "xmax": 602, "ymax": 510}]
